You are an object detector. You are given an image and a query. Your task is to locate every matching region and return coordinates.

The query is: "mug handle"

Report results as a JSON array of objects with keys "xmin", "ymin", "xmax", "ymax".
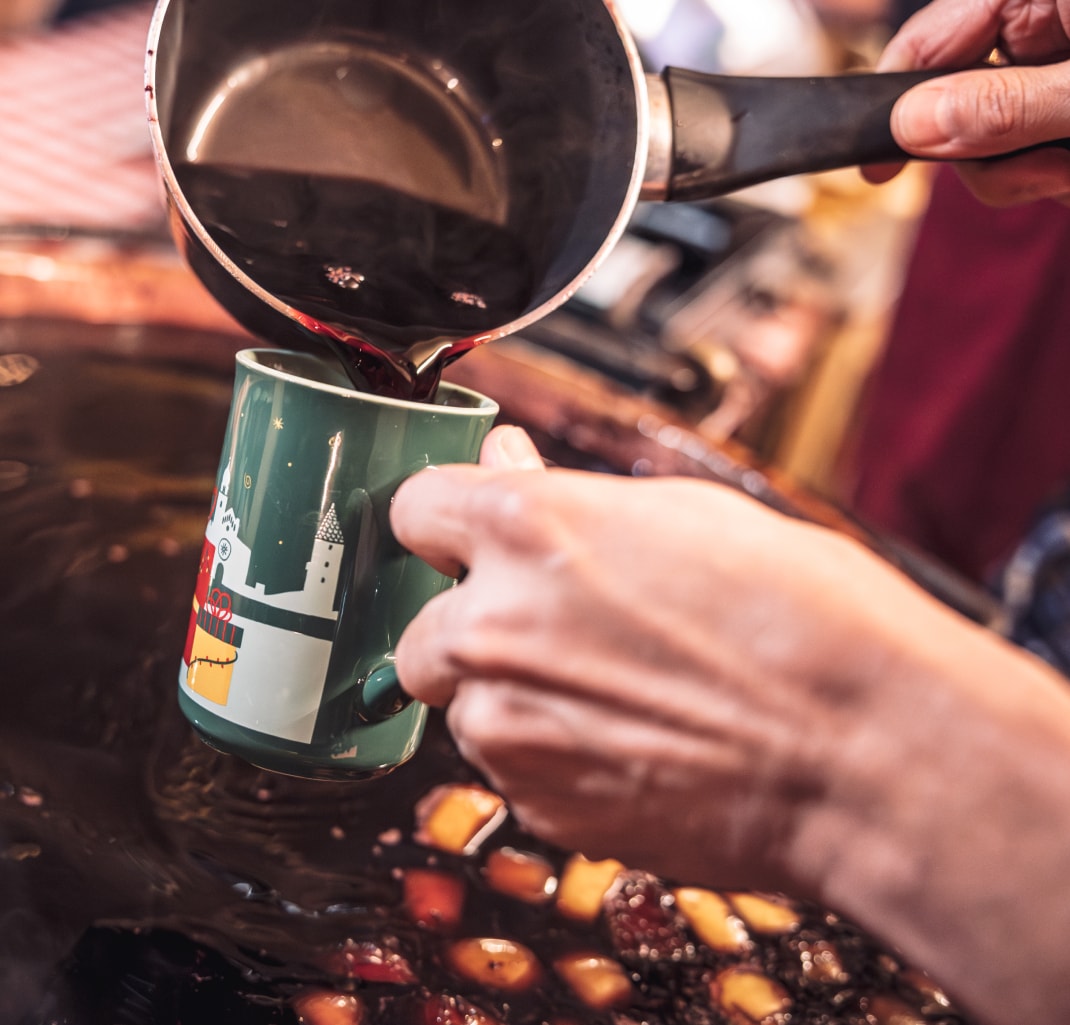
[
  {"xmin": 339, "ymin": 462, "xmax": 456, "ymax": 730},
  {"xmin": 354, "ymin": 660, "xmax": 412, "ymax": 723}
]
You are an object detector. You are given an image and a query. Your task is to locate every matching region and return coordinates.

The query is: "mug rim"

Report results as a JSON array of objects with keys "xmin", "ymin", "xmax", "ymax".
[{"xmin": 237, "ymin": 348, "xmax": 500, "ymax": 416}]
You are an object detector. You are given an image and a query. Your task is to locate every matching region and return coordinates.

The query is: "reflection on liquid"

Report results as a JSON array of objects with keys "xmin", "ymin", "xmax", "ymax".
[{"xmin": 0, "ymin": 333, "xmax": 970, "ymax": 1024}]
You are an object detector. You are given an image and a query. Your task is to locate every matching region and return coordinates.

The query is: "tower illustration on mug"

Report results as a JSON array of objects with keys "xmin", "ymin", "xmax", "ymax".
[{"xmin": 181, "ymin": 462, "xmax": 346, "ymax": 742}]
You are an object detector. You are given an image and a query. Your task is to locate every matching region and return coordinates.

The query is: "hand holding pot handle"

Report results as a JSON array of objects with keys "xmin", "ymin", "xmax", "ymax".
[
  {"xmin": 660, "ymin": 68, "xmax": 937, "ymax": 201},
  {"xmin": 658, "ymin": 67, "xmax": 1070, "ymax": 204},
  {"xmin": 870, "ymin": 0, "xmax": 1070, "ymax": 205}
]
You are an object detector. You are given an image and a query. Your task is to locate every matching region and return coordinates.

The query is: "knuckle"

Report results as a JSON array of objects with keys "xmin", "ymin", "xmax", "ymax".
[
  {"xmin": 470, "ymin": 474, "xmax": 556, "ymax": 550},
  {"xmin": 450, "ymin": 687, "xmax": 503, "ymax": 746},
  {"xmin": 436, "ymin": 608, "xmax": 490, "ymax": 675},
  {"xmin": 971, "ymin": 71, "xmax": 1029, "ymax": 140},
  {"xmin": 434, "ymin": 590, "xmax": 519, "ymax": 679}
]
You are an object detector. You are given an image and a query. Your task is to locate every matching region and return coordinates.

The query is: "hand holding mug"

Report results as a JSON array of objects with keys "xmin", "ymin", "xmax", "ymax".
[{"xmin": 179, "ymin": 350, "xmax": 497, "ymax": 780}]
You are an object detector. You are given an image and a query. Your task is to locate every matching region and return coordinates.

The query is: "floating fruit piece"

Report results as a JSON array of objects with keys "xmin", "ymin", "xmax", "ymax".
[
  {"xmin": 419, "ymin": 993, "xmax": 504, "ymax": 1025},
  {"xmin": 725, "ymin": 892, "xmax": 801, "ymax": 935},
  {"xmin": 710, "ymin": 967, "xmax": 792, "ymax": 1025},
  {"xmin": 483, "ymin": 847, "xmax": 557, "ymax": 904},
  {"xmin": 672, "ymin": 887, "xmax": 751, "ymax": 953},
  {"xmin": 414, "ymin": 784, "xmax": 508, "ymax": 855},
  {"xmin": 555, "ymin": 854, "xmax": 624, "ymax": 922},
  {"xmin": 865, "ymin": 993, "xmax": 927, "ymax": 1024},
  {"xmin": 322, "ymin": 938, "xmax": 418, "ymax": 984},
  {"xmin": 402, "ymin": 867, "xmax": 466, "ymax": 932},
  {"xmin": 603, "ymin": 870, "xmax": 696, "ymax": 964},
  {"xmin": 899, "ymin": 967, "xmax": 955, "ymax": 1014},
  {"xmin": 797, "ymin": 937, "xmax": 848, "ymax": 985},
  {"xmin": 293, "ymin": 990, "xmax": 366, "ymax": 1025},
  {"xmin": 444, "ymin": 936, "xmax": 543, "ymax": 992},
  {"xmin": 553, "ymin": 952, "xmax": 634, "ymax": 1010}
]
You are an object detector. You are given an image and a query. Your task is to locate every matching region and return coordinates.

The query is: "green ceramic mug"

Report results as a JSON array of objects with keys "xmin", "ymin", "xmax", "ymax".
[{"xmin": 179, "ymin": 349, "xmax": 498, "ymax": 780}]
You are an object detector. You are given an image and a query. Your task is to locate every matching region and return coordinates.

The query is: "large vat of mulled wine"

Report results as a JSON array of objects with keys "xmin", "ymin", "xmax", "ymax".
[{"xmin": 0, "ymin": 236, "xmax": 980, "ymax": 1025}]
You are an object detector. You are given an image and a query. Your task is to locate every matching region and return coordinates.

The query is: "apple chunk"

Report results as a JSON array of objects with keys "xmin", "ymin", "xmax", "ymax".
[
  {"xmin": 711, "ymin": 967, "xmax": 792, "ymax": 1025},
  {"xmin": 725, "ymin": 892, "xmax": 801, "ymax": 936},
  {"xmin": 554, "ymin": 952, "xmax": 634, "ymax": 1010},
  {"xmin": 555, "ymin": 854, "xmax": 624, "ymax": 922},
  {"xmin": 865, "ymin": 994, "xmax": 926, "ymax": 1024},
  {"xmin": 402, "ymin": 867, "xmax": 466, "ymax": 932},
  {"xmin": 414, "ymin": 784, "xmax": 507, "ymax": 855},
  {"xmin": 444, "ymin": 937, "xmax": 543, "ymax": 993},
  {"xmin": 292, "ymin": 990, "xmax": 366, "ymax": 1025},
  {"xmin": 483, "ymin": 847, "xmax": 557, "ymax": 904},
  {"xmin": 673, "ymin": 887, "xmax": 751, "ymax": 953}
]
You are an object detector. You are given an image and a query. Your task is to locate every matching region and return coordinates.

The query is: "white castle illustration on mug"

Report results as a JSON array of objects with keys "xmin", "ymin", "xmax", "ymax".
[{"xmin": 181, "ymin": 462, "xmax": 345, "ymax": 745}]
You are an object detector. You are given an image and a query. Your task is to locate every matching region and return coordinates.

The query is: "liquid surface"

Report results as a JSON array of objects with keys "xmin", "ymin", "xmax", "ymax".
[
  {"xmin": 174, "ymin": 42, "xmax": 531, "ymax": 400},
  {"xmin": 0, "ymin": 325, "xmax": 975, "ymax": 1024},
  {"xmin": 177, "ymin": 163, "xmax": 535, "ymax": 400}
]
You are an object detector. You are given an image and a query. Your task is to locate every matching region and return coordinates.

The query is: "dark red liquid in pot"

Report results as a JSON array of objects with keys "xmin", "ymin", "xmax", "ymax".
[
  {"xmin": 168, "ymin": 41, "xmax": 536, "ymax": 402},
  {"xmin": 176, "ymin": 163, "xmax": 537, "ymax": 401}
]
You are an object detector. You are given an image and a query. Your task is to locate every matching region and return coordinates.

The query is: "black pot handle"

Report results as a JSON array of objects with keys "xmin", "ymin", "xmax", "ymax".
[{"xmin": 663, "ymin": 67, "xmax": 1070, "ymax": 202}]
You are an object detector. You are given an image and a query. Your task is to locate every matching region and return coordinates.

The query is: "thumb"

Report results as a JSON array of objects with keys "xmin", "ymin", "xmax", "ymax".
[
  {"xmin": 479, "ymin": 425, "xmax": 546, "ymax": 471},
  {"xmin": 892, "ymin": 65, "xmax": 1070, "ymax": 159}
]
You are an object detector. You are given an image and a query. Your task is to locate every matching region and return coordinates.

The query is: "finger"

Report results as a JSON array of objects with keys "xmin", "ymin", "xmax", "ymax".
[
  {"xmin": 877, "ymin": 0, "xmax": 1001, "ymax": 73},
  {"xmin": 395, "ymin": 587, "xmax": 468, "ymax": 707},
  {"xmin": 390, "ymin": 464, "xmax": 486, "ymax": 577},
  {"xmin": 891, "ymin": 65, "xmax": 1070, "ymax": 160},
  {"xmin": 860, "ymin": 160, "xmax": 907, "ymax": 185},
  {"xmin": 954, "ymin": 147, "xmax": 1070, "ymax": 206},
  {"xmin": 443, "ymin": 683, "xmax": 601, "ymax": 839},
  {"xmin": 480, "ymin": 425, "xmax": 546, "ymax": 471}
]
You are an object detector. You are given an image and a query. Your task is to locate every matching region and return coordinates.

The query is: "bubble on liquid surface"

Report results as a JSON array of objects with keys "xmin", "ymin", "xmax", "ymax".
[
  {"xmin": 450, "ymin": 290, "xmax": 487, "ymax": 309},
  {"xmin": 324, "ymin": 264, "xmax": 365, "ymax": 290}
]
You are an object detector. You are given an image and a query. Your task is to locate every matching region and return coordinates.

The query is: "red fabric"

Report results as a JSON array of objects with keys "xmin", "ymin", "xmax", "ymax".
[{"xmin": 848, "ymin": 166, "xmax": 1070, "ymax": 584}]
